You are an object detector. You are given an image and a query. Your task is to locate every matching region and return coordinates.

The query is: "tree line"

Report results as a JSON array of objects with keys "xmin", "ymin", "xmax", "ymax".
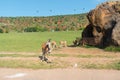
[{"xmin": 0, "ymin": 13, "xmax": 88, "ymax": 33}]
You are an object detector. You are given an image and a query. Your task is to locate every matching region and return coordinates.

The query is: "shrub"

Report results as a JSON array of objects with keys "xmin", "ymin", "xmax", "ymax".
[
  {"xmin": 24, "ymin": 26, "xmax": 48, "ymax": 32},
  {"xmin": 0, "ymin": 28, "xmax": 4, "ymax": 33},
  {"xmin": 24, "ymin": 27, "xmax": 39, "ymax": 32},
  {"xmin": 39, "ymin": 27, "xmax": 48, "ymax": 32},
  {"xmin": 55, "ymin": 27, "xmax": 60, "ymax": 31}
]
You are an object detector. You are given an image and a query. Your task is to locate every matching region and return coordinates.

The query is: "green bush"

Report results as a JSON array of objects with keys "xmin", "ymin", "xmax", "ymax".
[
  {"xmin": 39, "ymin": 27, "xmax": 48, "ymax": 32},
  {"xmin": 55, "ymin": 27, "xmax": 60, "ymax": 31},
  {"xmin": 5, "ymin": 29, "xmax": 9, "ymax": 33},
  {"xmin": 0, "ymin": 28, "xmax": 4, "ymax": 33},
  {"xmin": 24, "ymin": 27, "xmax": 48, "ymax": 32},
  {"xmin": 24, "ymin": 27, "xmax": 39, "ymax": 32}
]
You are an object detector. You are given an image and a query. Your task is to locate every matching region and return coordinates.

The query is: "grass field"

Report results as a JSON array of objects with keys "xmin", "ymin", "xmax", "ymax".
[
  {"xmin": 0, "ymin": 49, "xmax": 120, "ymax": 70},
  {"xmin": 0, "ymin": 31, "xmax": 82, "ymax": 52},
  {"xmin": 0, "ymin": 31, "xmax": 120, "ymax": 70}
]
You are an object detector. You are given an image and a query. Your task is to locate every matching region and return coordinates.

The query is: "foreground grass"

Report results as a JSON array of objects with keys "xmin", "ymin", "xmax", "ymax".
[
  {"xmin": 0, "ymin": 52, "xmax": 119, "ymax": 70},
  {"xmin": 0, "ymin": 31, "xmax": 81, "ymax": 52},
  {"xmin": 0, "ymin": 31, "xmax": 120, "ymax": 70},
  {"xmin": 105, "ymin": 46, "xmax": 120, "ymax": 52},
  {"xmin": 0, "ymin": 58, "xmax": 119, "ymax": 70},
  {"xmin": 80, "ymin": 60, "xmax": 120, "ymax": 70},
  {"xmin": 0, "ymin": 53, "xmax": 118, "ymax": 58},
  {"xmin": 0, "ymin": 59, "xmax": 69, "ymax": 69},
  {"xmin": 0, "ymin": 54, "xmax": 38, "ymax": 57}
]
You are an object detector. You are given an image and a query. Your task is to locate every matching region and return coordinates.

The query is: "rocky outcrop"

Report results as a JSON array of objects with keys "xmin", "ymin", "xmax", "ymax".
[{"xmin": 81, "ymin": 1, "xmax": 120, "ymax": 47}]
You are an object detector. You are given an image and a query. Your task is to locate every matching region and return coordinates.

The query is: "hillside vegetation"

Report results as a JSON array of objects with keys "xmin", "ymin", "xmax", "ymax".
[{"xmin": 0, "ymin": 13, "xmax": 88, "ymax": 33}]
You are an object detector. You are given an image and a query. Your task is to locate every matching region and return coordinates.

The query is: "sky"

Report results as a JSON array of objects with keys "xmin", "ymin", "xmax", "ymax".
[{"xmin": 0, "ymin": 0, "xmax": 107, "ymax": 17}]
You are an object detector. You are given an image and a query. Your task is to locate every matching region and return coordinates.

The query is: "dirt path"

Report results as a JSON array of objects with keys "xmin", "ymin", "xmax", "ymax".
[
  {"xmin": 50, "ymin": 47, "xmax": 120, "ymax": 65},
  {"xmin": 0, "ymin": 47, "xmax": 120, "ymax": 69},
  {"xmin": 0, "ymin": 47, "xmax": 120, "ymax": 80},
  {"xmin": 0, "ymin": 68, "xmax": 120, "ymax": 80},
  {"xmin": 52, "ymin": 47, "xmax": 120, "ymax": 55}
]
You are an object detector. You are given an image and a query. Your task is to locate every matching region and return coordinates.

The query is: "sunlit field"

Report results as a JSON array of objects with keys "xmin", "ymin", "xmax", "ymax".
[{"xmin": 0, "ymin": 31, "xmax": 82, "ymax": 52}]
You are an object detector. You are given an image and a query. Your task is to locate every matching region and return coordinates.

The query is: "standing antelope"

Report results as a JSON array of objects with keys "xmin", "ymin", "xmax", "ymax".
[
  {"xmin": 59, "ymin": 41, "xmax": 67, "ymax": 47},
  {"xmin": 41, "ymin": 39, "xmax": 51, "ymax": 61},
  {"xmin": 51, "ymin": 41, "xmax": 57, "ymax": 50}
]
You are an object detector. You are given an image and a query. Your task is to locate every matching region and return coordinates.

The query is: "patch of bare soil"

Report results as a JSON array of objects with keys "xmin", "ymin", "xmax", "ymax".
[
  {"xmin": 0, "ymin": 47, "xmax": 120, "ymax": 80},
  {"xmin": 0, "ymin": 68, "xmax": 120, "ymax": 80},
  {"xmin": 53, "ymin": 47, "xmax": 119, "ymax": 55},
  {"xmin": 0, "ymin": 47, "xmax": 120, "ymax": 68},
  {"xmin": 50, "ymin": 47, "xmax": 120, "ymax": 65}
]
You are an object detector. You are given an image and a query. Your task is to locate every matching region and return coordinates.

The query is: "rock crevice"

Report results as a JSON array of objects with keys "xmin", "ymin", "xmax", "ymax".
[{"xmin": 81, "ymin": 1, "xmax": 120, "ymax": 47}]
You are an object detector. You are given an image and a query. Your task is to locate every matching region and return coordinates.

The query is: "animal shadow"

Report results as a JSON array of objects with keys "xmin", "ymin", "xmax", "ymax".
[{"xmin": 39, "ymin": 56, "xmax": 51, "ymax": 63}]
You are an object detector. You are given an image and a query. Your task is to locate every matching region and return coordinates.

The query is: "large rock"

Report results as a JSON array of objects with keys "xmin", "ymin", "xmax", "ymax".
[{"xmin": 81, "ymin": 1, "xmax": 120, "ymax": 47}]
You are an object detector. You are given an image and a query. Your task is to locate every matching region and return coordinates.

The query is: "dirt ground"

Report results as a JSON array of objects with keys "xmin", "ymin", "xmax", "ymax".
[
  {"xmin": 0, "ymin": 47, "xmax": 120, "ymax": 80},
  {"xmin": 0, "ymin": 68, "xmax": 120, "ymax": 80},
  {"xmin": 0, "ymin": 47, "xmax": 120, "ymax": 67},
  {"xmin": 50, "ymin": 47, "xmax": 120, "ymax": 66}
]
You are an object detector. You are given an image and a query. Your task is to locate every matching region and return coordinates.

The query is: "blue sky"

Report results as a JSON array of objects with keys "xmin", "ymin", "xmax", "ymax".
[{"xmin": 0, "ymin": 0, "xmax": 106, "ymax": 17}]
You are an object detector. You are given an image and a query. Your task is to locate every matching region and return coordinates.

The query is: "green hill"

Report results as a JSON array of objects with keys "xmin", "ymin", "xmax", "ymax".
[{"xmin": 0, "ymin": 13, "xmax": 88, "ymax": 33}]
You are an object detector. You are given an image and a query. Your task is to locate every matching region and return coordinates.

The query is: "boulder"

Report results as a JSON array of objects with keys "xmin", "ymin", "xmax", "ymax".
[{"xmin": 81, "ymin": 1, "xmax": 120, "ymax": 47}]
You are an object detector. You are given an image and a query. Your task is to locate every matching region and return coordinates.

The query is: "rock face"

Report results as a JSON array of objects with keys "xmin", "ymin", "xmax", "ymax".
[{"xmin": 81, "ymin": 1, "xmax": 120, "ymax": 47}]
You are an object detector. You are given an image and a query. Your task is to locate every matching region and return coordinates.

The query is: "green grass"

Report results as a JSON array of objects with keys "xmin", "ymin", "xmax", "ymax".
[
  {"xmin": 0, "ymin": 59, "xmax": 70, "ymax": 69},
  {"xmin": 0, "ymin": 54, "xmax": 38, "ymax": 57},
  {"xmin": 105, "ymin": 46, "xmax": 120, "ymax": 52},
  {"xmin": 0, "ymin": 31, "xmax": 120, "ymax": 70},
  {"xmin": 0, "ymin": 60, "xmax": 55, "ymax": 69},
  {"xmin": 0, "ymin": 52, "xmax": 119, "ymax": 70},
  {"xmin": 78, "ymin": 60, "xmax": 120, "ymax": 70},
  {"xmin": 0, "ymin": 31, "xmax": 82, "ymax": 52},
  {"xmin": 0, "ymin": 58, "xmax": 119, "ymax": 70},
  {"xmin": 83, "ymin": 45, "xmax": 97, "ymax": 48},
  {"xmin": 109, "ymin": 61, "xmax": 120, "ymax": 70},
  {"xmin": 0, "ymin": 53, "xmax": 116, "ymax": 58},
  {"xmin": 76, "ymin": 54, "xmax": 116, "ymax": 58}
]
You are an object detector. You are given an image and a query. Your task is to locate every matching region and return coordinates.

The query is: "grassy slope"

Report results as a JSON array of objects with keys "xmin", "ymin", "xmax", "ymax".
[{"xmin": 0, "ymin": 31, "xmax": 82, "ymax": 52}]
